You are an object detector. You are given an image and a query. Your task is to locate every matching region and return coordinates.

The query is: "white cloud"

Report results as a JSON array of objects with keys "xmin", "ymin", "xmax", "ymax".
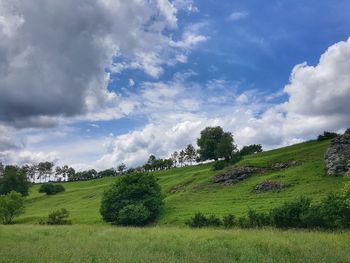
[{"xmin": 228, "ymin": 11, "xmax": 248, "ymax": 21}]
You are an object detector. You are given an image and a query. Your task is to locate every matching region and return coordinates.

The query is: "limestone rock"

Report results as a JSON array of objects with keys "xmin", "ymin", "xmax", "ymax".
[
  {"xmin": 214, "ymin": 166, "xmax": 266, "ymax": 185},
  {"xmin": 325, "ymin": 129, "xmax": 350, "ymax": 176},
  {"xmin": 255, "ymin": 181, "xmax": 284, "ymax": 193}
]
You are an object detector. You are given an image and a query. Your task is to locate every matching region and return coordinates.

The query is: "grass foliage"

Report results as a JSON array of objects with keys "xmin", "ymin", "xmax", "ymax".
[{"xmin": 1, "ymin": 225, "xmax": 350, "ymax": 263}]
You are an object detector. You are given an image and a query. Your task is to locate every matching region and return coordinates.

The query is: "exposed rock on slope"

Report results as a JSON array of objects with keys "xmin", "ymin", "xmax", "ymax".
[
  {"xmin": 214, "ymin": 167, "xmax": 266, "ymax": 185},
  {"xmin": 325, "ymin": 129, "xmax": 350, "ymax": 176},
  {"xmin": 214, "ymin": 160, "xmax": 300, "ymax": 185},
  {"xmin": 255, "ymin": 181, "xmax": 284, "ymax": 193}
]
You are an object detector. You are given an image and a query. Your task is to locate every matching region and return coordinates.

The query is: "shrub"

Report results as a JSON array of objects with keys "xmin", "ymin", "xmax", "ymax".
[
  {"xmin": 0, "ymin": 191, "xmax": 25, "ymax": 224},
  {"xmin": 186, "ymin": 213, "xmax": 222, "ymax": 228},
  {"xmin": 117, "ymin": 204, "xmax": 151, "ymax": 226},
  {"xmin": 318, "ymin": 193, "xmax": 350, "ymax": 229},
  {"xmin": 100, "ymin": 173, "xmax": 163, "ymax": 226},
  {"xmin": 212, "ymin": 161, "xmax": 227, "ymax": 171},
  {"xmin": 270, "ymin": 197, "xmax": 311, "ymax": 228},
  {"xmin": 42, "ymin": 208, "xmax": 71, "ymax": 225},
  {"xmin": 236, "ymin": 210, "xmax": 270, "ymax": 228},
  {"xmin": 38, "ymin": 183, "xmax": 65, "ymax": 195},
  {"xmin": 246, "ymin": 209, "xmax": 270, "ymax": 228},
  {"xmin": 223, "ymin": 214, "xmax": 236, "ymax": 228},
  {"xmin": 186, "ymin": 212, "xmax": 208, "ymax": 228},
  {"xmin": 317, "ymin": 131, "xmax": 338, "ymax": 141},
  {"xmin": 206, "ymin": 215, "xmax": 222, "ymax": 227}
]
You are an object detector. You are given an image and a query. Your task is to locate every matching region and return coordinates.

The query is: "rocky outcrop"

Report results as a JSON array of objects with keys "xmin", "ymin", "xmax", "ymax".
[
  {"xmin": 254, "ymin": 181, "xmax": 284, "ymax": 193},
  {"xmin": 271, "ymin": 160, "xmax": 299, "ymax": 170},
  {"xmin": 325, "ymin": 129, "xmax": 350, "ymax": 176},
  {"xmin": 214, "ymin": 167, "xmax": 266, "ymax": 185}
]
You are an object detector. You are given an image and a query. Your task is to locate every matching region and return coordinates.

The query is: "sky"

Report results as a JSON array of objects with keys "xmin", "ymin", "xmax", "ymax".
[{"xmin": 0, "ymin": 0, "xmax": 350, "ymax": 170}]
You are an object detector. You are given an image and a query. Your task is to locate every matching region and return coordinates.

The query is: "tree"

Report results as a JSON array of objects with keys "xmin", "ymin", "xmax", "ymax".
[
  {"xmin": 217, "ymin": 132, "xmax": 236, "ymax": 161},
  {"xmin": 240, "ymin": 144, "xmax": 263, "ymax": 156},
  {"xmin": 27, "ymin": 164, "xmax": 37, "ymax": 183},
  {"xmin": 0, "ymin": 191, "xmax": 25, "ymax": 224},
  {"xmin": 98, "ymin": 168, "xmax": 117, "ymax": 178},
  {"xmin": 197, "ymin": 126, "xmax": 236, "ymax": 161},
  {"xmin": 100, "ymin": 173, "xmax": 163, "ymax": 226},
  {"xmin": 0, "ymin": 166, "xmax": 30, "ymax": 196},
  {"xmin": 37, "ymin": 162, "xmax": 54, "ymax": 183},
  {"xmin": 0, "ymin": 162, "xmax": 4, "ymax": 177},
  {"xmin": 178, "ymin": 150, "xmax": 186, "ymax": 167},
  {"xmin": 171, "ymin": 151, "xmax": 179, "ymax": 167},
  {"xmin": 117, "ymin": 163, "xmax": 127, "ymax": 175},
  {"xmin": 185, "ymin": 144, "xmax": 197, "ymax": 165}
]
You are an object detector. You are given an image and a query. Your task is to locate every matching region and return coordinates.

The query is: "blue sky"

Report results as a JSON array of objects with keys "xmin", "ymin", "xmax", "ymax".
[{"xmin": 0, "ymin": 0, "xmax": 350, "ymax": 169}]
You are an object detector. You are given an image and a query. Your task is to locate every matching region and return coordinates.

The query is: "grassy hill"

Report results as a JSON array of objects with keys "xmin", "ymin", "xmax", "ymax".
[{"xmin": 18, "ymin": 139, "xmax": 350, "ymax": 225}]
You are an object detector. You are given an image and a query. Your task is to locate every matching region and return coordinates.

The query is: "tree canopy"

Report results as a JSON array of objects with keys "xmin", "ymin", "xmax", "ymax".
[
  {"xmin": 0, "ymin": 166, "xmax": 30, "ymax": 196},
  {"xmin": 197, "ymin": 126, "xmax": 236, "ymax": 161}
]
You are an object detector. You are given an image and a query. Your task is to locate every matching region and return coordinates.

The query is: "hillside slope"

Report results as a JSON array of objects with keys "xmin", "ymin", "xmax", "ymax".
[{"xmin": 19, "ymin": 139, "xmax": 350, "ymax": 225}]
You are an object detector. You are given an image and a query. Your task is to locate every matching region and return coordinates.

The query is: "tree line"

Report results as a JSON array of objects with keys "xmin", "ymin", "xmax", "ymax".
[{"xmin": 0, "ymin": 126, "xmax": 264, "ymax": 184}]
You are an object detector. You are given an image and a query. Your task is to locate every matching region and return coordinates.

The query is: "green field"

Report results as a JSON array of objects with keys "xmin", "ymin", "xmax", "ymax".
[
  {"xmin": 2, "ymin": 139, "xmax": 350, "ymax": 263},
  {"xmin": 17, "ymin": 139, "xmax": 350, "ymax": 225},
  {"xmin": 1, "ymin": 225, "xmax": 350, "ymax": 263}
]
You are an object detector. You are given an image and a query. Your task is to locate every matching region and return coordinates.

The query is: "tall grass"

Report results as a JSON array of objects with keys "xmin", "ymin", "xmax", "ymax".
[{"xmin": 0, "ymin": 225, "xmax": 349, "ymax": 263}]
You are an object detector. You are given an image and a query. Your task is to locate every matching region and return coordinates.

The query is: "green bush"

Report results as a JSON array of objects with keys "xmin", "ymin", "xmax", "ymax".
[
  {"xmin": 38, "ymin": 183, "xmax": 65, "ymax": 195},
  {"xmin": 317, "ymin": 131, "xmax": 338, "ymax": 141},
  {"xmin": 185, "ymin": 212, "xmax": 208, "ymax": 228},
  {"xmin": 270, "ymin": 197, "xmax": 311, "ymax": 228},
  {"xmin": 207, "ymin": 215, "xmax": 222, "ymax": 227},
  {"xmin": 100, "ymin": 173, "xmax": 163, "ymax": 226},
  {"xmin": 212, "ymin": 161, "xmax": 227, "ymax": 171},
  {"xmin": 186, "ymin": 213, "xmax": 222, "ymax": 228},
  {"xmin": 0, "ymin": 191, "xmax": 25, "ymax": 224},
  {"xmin": 318, "ymin": 193, "xmax": 350, "ymax": 229},
  {"xmin": 42, "ymin": 208, "xmax": 71, "ymax": 225},
  {"xmin": 223, "ymin": 214, "xmax": 235, "ymax": 228},
  {"xmin": 117, "ymin": 204, "xmax": 151, "ymax": 226}
]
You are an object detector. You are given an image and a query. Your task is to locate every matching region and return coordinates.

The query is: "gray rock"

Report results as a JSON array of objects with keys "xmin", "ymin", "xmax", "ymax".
[
  {"xmin": 255, "ymin": 181, "xmax": 284, "ymax": 193},
  {"xmin": 325, "ymin": 129, "xmax": 350, "ymax": 176},
  {"xmin": 271, "ymin": 160, "xmax": 299, "ymax": 170},
  {"xmin": 214, "ymin": 166, "xmax": 266, "ymax": 185}
]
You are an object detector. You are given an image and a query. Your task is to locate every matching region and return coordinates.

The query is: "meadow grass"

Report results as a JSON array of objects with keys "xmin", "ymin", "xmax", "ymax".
[
  {"xmin": 17, "ymin": 139, "xmax": 350, "ymax": 225},
  {"xmin": 1, "ymin": 224, "xmax": 349, "ymax": 263}
]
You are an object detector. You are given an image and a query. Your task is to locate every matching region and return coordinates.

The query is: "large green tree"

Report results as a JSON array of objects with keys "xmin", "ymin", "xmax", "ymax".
[
  {"xmin": 197, "ymin": 126, "xmax": 236, "ymax": 161},
  {"xmin": 0, "ymin": 166, "xmax": 30, "ymax": 196}
]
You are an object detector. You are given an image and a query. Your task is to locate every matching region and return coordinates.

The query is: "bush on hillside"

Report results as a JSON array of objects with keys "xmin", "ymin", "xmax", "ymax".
[
  {"xmin": 212, "ymin": 161, "xmax": 227, "ymax": 171},
  {"xmin": 100, "ymin": 173, "xmax": 163, "ymax": 226},
  {"xmin": 0, "ymin": 191, "xmax": 25, "ymax": 224},
  {"xmin": 39, "ymin": 183, "xmax": 65, "ymax": 195},
  {"xmin": 186, "ymin": 213, "xmax": 222, "ymax": 228},
  {"xmin": 270, "ymin": 197, "xmax": 311, "ymax": 228},
  {"xmin": 317, "ymin": 131, "xmax": 338, "ymax": 141},
  {"xmin": 41, "ymin": 208, "xmax": 71, "ymax": 225},
  {"xmin": 186, "ymin": 191, "xmax": 350, "ymax": 230},
  {"xmin": 223, "ymin": 214, "xmax": 236, "ymax": 228}
]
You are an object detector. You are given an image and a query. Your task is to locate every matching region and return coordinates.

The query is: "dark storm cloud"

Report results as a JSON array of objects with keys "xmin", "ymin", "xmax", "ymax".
[{"xmin": 0, "ymin": 0, "xmax": 179, "ymax": 127}]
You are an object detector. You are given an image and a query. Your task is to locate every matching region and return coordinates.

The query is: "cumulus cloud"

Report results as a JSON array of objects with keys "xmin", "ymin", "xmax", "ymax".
[
  {"xmin": 0, "ymin": 0, "xmax": 206, "ymax": 127},
  {"xmin": 94, "ymin": 38, "xmax": 350, "ymax": 169}
]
